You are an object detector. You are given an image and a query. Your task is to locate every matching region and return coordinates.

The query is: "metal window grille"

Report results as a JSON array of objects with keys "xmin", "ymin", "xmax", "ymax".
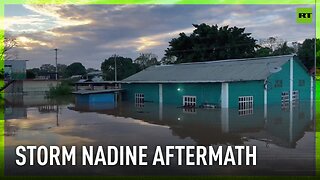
[
  {"xmin": 292, "ymin": 90, "xmax": 299, "ymax": 104},
  {"xmin": 183, "ymin": 96, "xmax": 196, "ymax": 107},
  {"xmin": 238, "ymin": 96, "xmax": 253, "ymax": 116},
  {"xmin": 135, "ymin": 93, "xmax": 144, "ymax": 107},
  {"xmin": 281, "ymin": 91, "xmax": 289, "ymax": 110}
]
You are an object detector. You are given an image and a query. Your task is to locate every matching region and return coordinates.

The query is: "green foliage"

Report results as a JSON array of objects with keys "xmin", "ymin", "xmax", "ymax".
[
  {"xmin": 28, "ymin": 63, "xmax": 69, "ymax": 78},
  {"xmin": 26, "ymin": 69, "xmax": 36, "ymax": 79},
  {"xmin": 0, "ymin": 68, "xmax": 4, "ymax": 79},
  {"xmin": 86, "ymin": 68, "xmax": 99, "ymax": 73},
  {"xmin": 48, "ymin": 81, "xmax": 73, "ymax": 97},
  {"xmin": 27, "ymin": 64, "xmax": 56, "ymax": 79},
  {"xmin": 101, "ymin": 56, "xmax": 141, "ymax": 81},
  {"xmin": 256, "ymin": 37, "xmax": 317, "ymax": 71},
  {"xmin": 255, "ymin": 38, "xmax": 294, "ymax": 57},
  {"xmin": 255, "ymin": 47, "xmax": 273, "ymax": 57},
  {"xmin": 134, "ymin": 53, "xmax": 159, "ymax": 69},
  {"xmin": 160, "ymin": 56, "xmax": 177, "ymax": 65},
  {"xmin": 165, "ymin": 23, "xmax": 257, "ymax": 63},
  {"xmin": 316, "ymin": 68, "xmax": 320, "ymax": 78},
  {"xmin": 66, "ymin": 62, "xmax": 86, "ymax": 77},
  {"xmin": 57, "ymin": 64, "xmax": 68, "ymax": 78},
  {"xmin": 28, "ymin": 68, "xmax": 41, "ymax": 76},
  {"xmin": 297, "ymin": 38, "xmax": 317, "ymax": 71},
  {"xmin": 272, "ymin": 42, "xmax": 295, "ymax": 56},
  {"xmin": 40, "ymin": 64, "xmax": 56, "ymax": 73}
]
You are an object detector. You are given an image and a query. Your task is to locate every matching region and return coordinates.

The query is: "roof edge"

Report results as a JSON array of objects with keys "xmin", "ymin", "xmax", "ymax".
[
  {"xmin": 153, "ymin": 54, "xmax": 294, "ymax": 67},
  {"xmin": 120, "ymin": 79, "xmax": 265, "ymax": 84}
]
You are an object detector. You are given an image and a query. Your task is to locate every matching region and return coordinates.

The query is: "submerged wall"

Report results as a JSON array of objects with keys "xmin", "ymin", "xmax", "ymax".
[
  {"xmin": 122, "ymin": 83, "xmax": 221, "ymax": 106},
  {"xmin": 4, "ymin": 80, "xmax": 59, "ymax": 94}
]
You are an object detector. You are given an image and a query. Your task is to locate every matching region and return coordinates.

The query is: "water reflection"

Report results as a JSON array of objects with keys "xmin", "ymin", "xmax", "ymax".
[
  {"xmin": 2, "ymin": 94, "xmax": 315, "ymax": 175},
  {"xmin": 69, "ymin": 100, "xmax": 314, "ymax": 149}
]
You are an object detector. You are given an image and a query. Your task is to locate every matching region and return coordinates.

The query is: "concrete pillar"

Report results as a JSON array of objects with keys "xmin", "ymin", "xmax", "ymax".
[
  {"xmin": 221, "ymin": 83, "xmax": 229, "ymax": 108},
  {"xmin": 264, "ymin": 81, "xmax": 267, "ymax": 119},
  {"xmin": 311, "ymin": 76, "xmax": 314, "ymax": 101},
  {"xmin": 159, "ymin": 84, "xmax": 163, "ymax": 121},
  {"xmin": 289, "ymin": 58, "xmax": 293, "ymax": 102},
  {"xmin": 159, "ymin": 103, "xmax": 163, "ymax": 121},
  {"xmin": 289, "ymin": 100, "xmax": 293, "ymax": 143},
  {"xmin": 159, "ymin": 84, "xmax": 163, "ymax": 104},
  {"xmin": 221, "ymin": 108, "xmax": 229, "ymax": 133}
]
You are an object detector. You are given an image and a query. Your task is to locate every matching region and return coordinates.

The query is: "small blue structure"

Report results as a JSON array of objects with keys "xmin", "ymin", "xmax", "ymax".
[{"xmin": 73, "ymin": 89, "xmax": 123, "ymax": 104}]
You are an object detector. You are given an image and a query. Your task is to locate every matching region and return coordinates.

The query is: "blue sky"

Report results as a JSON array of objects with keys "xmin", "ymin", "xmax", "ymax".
[{"xmin": 5, "ymin": 4, "xmax": 315, "ymax": 69}]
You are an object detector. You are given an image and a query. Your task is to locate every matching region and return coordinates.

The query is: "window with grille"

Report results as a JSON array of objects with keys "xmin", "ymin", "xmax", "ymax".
[
  {"xmin": 135, "ymin": 93, "xmax": 144, "ymax": 107},
  {"xmin": 183, "ymin": 96, "xmax": 196, "ymax": 107},
  {"xmin": 281, "ymin": 91, "xmax": 289, "ymax": 110},
  {"xmin": 292, "ymin": 90, "xmax": 299, "ymax": 103},
  {"xmin": 238, "ymin": 96, "xmax": 253, "ymax": 116},
  {"xmin": 281, "ymin": 91, "xmax": 299, "ymax": 110}
]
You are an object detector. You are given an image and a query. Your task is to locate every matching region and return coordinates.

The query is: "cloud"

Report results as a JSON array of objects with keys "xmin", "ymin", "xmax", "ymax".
[
  {"xmin": 16, "ymin": 36, "xmax": 53, "ymax": 50},
  {"xmin": 4, "ymin": 15, "xmax": 48, "ymax": 32},
  {"xmin": 5, "ymin": 4, "xmax": 315, "ymax": 69},
  {"xmin": 99, "ymin": 27, "xmax": 194, "ymax": 52},
  {"xmin": 23, "ymin": 5, "xmax": 93, "ymax": 27}
]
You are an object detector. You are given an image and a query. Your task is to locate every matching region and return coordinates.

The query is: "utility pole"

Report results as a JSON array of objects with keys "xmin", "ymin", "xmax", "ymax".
[
  {"xmin": 114, "ymin": 54, "xmax": 117, "ymax": 82},
  {"xmin": 53, "ymin": 48, "xmax": 59, "ymax": 80}
]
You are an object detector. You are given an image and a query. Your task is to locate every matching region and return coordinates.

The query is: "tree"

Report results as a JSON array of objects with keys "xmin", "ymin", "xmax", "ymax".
[
  {"xmin": 165, "ymin": 23, "xmax": 257, "ymax": 63},
  {"xmin": 160, "ymin": 55, "xmax": 177, "ymax": 65},
  {"xmin": 134, "ymin": 53, "xmax": 159, "ymax": 69},
  {"xmin": 255, "ymin": 47, "xmax": 273, "ymax": 57},
  {"xmin": 40, "ymin": 64, "xmax": 56, "ymax": 73},
  {"xmin": 1, "ymin": 34, "xmax": 18, "ymax": 60},
  {"xmin": 291, "ymin": 41, "xmax": 301, "ymax": 53},
  {"xmin": 86, "ymin": 68, "xmax": 99, "ymax": 73},
  {"xmin": 272, "ymin": 42, "xmax": 295, "ymax": 56},
  {"xmin": 57, "ymin": 64, "xmax": 68, "ymax": 78},
  {"xmin": 26, "ymin": 70, "xmax": 36, "ymax": 79},
  {"xmin": 258, "ymin": 37, "xmax": 284, "ymax": 51},
  {"xmin": 255, "ymin": 37, "xmax": 295, "ymax": 58},
  {"xmin": 66, "ymin": 62, "xmax": 86, "ymax": 77},
  {"xmin": 0, "ymin": 68, "xmax": 4, "ymax": 79},
  {"xmin": 101, "ymin": 55, "xmax": 141, "ymax": 81},
  {"xmin": 28, "ymin": 68, "xmax": 41, "ymax": 76},
  {"xmin": 297, "ymin": 38, "xmax": 318, "ymax": 71}
]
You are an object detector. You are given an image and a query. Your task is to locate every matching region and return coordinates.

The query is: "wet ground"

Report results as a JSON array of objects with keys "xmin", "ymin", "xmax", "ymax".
[{"xmin": 3, "ymin": 94, "xmax": 316, "ymax": 176}]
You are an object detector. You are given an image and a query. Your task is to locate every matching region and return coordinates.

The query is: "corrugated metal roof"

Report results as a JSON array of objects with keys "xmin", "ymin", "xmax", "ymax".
[{"xmin": 122, "ymin": 55, "xmax": 294, "ymax": 83}]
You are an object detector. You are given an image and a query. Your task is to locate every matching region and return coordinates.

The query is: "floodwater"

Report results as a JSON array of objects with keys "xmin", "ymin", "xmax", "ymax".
[{"xmin": 3, "ymin": 94, "xmax": 316, "ymax": 176}]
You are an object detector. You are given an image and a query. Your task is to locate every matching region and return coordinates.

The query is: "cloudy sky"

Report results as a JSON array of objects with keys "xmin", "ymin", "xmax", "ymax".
[{"xmin": 5, "ymin": 4, "xmax": 315, "ymax": 69}]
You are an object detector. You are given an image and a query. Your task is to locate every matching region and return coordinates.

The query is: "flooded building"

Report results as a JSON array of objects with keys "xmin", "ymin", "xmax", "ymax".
[
  {"xmin": 122, "ymin": 55, "xmax": 313, "ymax": 110},
  {"xmin": 4, "ymin": 60, "xmax": 27, "ymax": 80}
]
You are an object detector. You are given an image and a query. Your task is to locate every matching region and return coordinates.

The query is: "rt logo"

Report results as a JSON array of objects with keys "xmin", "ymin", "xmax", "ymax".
[{"xmin": 296, "ymin": 8, "xmax": 312, "ymax": 24}]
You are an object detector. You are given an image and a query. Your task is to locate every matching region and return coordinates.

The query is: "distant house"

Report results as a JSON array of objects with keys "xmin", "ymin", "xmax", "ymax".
[
  {"xmin": 73, "ymin": 71, "xmax": 103, "ymax": 83},
  {"xmin": 121, "ymin": 55, "xmax": 313, "ymax": 111},
  {"xmin": 86, "ymin": 71, "xmax": 103, "ymax": 82},
  {"xmin": 4, "ymin": 60, "xmax": 27, "ymax": 80}
]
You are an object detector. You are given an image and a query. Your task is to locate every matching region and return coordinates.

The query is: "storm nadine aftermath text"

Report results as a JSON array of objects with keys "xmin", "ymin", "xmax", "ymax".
[{"xmin": 15, "ymin": 145, "xmax": 257, "ymax": 166}]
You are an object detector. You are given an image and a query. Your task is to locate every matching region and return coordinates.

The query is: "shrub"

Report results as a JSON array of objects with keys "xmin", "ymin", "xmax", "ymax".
[{"xmin": 48, "ymin": 81, "xmax": 73, "ymax": 97}]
